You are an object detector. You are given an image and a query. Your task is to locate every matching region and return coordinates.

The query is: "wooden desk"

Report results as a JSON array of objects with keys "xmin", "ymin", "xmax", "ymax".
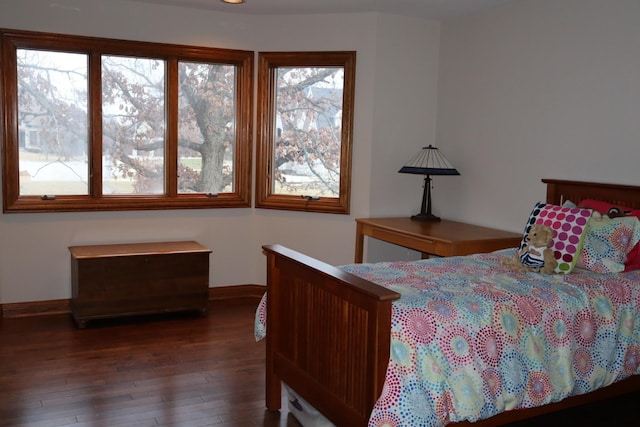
[{"xmin": 355, "ymin": 218, "xmax": 521, "ymax": 262}]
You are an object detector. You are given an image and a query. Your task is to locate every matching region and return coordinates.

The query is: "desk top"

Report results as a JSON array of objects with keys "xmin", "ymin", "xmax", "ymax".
[{"xmin": 355, "ymin": 217, "xmax": 521, "ymax": 244}]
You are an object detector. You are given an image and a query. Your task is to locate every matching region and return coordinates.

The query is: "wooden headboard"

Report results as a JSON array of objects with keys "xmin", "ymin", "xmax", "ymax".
[{"xmin": 543, "ymin": 179, "xmax": 640, "ymax": 209}]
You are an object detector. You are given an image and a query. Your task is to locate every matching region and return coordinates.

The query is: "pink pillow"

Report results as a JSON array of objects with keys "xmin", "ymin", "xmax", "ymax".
[
  {"xmin": 625, "ymin": 242, "xmax": 640, "ymax": 272},
  {"xmin": 578, "ymin": 199, "xmax": 640, "ymax": 219}
]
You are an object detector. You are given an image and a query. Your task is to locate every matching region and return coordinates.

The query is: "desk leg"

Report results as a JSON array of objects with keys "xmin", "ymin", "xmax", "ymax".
[{"xmin": 355, "ymin": 223, "xmax": 365, "ymax": 263}]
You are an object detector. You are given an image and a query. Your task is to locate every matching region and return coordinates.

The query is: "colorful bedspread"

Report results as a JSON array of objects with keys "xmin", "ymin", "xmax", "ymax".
[{"xmin": 255, "ymin": 250, "xmax": 640, "ymax": 426}]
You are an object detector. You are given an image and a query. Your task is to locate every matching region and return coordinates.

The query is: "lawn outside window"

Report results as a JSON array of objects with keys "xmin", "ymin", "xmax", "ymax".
[{"xmin": 1, "ymin": 29, "xmax": 253, "ymax": 213}]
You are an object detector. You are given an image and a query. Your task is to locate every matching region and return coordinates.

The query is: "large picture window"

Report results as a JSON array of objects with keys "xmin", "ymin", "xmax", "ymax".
[
  {"xmin": 255, "ymin": 51, "xmax": 356, "ymax": 214},
  {"xmin": 1, "ymin": 29, "xmax": 253, "ymax": 213}
]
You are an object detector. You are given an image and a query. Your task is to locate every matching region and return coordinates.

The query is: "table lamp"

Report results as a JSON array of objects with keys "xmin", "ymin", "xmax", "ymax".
[{"xmin": 398, "ymin": 145, "xmax": 460, "ymax": 221}]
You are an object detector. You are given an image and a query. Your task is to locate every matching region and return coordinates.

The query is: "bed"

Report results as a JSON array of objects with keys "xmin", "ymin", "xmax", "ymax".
[{"xmin": 257, "ymin": 179, "xmax": 640, "ymax": 426}]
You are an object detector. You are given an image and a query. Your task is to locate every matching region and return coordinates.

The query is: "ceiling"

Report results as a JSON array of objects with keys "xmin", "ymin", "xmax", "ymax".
[{"xmin": 124, "ymin": 0, "xmax": 520, "ymax": 20}]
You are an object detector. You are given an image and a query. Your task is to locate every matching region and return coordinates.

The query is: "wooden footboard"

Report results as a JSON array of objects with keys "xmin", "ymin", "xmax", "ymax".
[{"xmin": 263, "ymin": 244, "xmax": 400, "ymax": 427}]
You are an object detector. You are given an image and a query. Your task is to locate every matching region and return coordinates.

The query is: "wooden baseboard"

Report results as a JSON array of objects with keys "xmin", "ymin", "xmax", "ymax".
[
  {"xmin": 1, "ymin": 299, "xmax": 71, "ymax": 319},
  {"xmin": 208, "ymin": 284, "xmax": 266, "ymax": 302},
  {"xmin": 1, "ymin": 285, "xmax": 267, "ymax": 319}
]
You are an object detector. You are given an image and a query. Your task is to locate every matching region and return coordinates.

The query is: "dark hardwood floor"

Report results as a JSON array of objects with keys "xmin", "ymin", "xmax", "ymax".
[
  {"xmin": 1, "ymin": 299, "xmax": 638, "ymax": 427},
  {"xmin": 0, "ymin": 300, "xmax": 298, "ymax": 427}
]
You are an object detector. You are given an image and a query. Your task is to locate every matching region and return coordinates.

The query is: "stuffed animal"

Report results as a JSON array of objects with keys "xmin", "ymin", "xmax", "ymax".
[{"xmin": 502, "ymin": 224, "xmax": 557, "ymax": 274}]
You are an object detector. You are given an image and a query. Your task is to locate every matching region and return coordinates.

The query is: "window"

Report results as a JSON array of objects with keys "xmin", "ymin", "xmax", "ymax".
[
  {"xmin": 1, "ymin": 29, "xmax": 253, "ymax": 213},
  {"xmin": 255, "ymin": 51, "xmax": 356, "ymax": 214}
]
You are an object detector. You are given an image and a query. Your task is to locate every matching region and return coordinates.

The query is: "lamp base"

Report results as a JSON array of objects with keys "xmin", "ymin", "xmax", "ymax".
[{"xmin": 410, "ymin": 213, "xmax": 441, "ymax": 222}]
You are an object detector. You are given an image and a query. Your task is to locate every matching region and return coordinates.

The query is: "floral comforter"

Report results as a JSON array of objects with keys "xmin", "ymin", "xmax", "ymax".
[{"xmin": 255, "ymin": 250, "xmax": 640, "ymax": 426}]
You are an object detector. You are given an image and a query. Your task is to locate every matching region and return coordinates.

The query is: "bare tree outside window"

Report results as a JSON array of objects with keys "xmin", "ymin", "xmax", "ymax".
[
  {"xmin": 178, "ymin": 62, "xmax": 236, "ymax": 195},
  {"xmin": 256, "ymin": 51, "xmax": 356, "ymax": 214},
  {"xmin": 17, "ymin": 49, "xmax": 89, "ymax": 196},
  {"xmin": 102, "ymin": 56, "xmax": 166, "ymax": 195},
  {"xmin": 273, "ymin": 66, "xmax": 343, "ymax": 197},
  {"xmin": 2, "ymin": 30, "xmax": 252, "ymax": 213}
]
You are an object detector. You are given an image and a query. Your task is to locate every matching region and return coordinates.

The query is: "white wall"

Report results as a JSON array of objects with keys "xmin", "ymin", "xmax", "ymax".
[
  {"xmin": 366, "ymin": 14, "xmax": 442, "ymax": 262},
  {"xmin": 436, "ymin": 0, "xmax": 640, "ymax": 232},
  {"xmin": 0, "ymin": 0, "xmax": 439, "ymax": 303}
]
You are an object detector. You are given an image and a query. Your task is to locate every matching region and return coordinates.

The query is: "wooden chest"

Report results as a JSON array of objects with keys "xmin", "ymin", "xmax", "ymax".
[{"xmin": 69, "ymin": 241, "xmax": 211, "ymax": 327}]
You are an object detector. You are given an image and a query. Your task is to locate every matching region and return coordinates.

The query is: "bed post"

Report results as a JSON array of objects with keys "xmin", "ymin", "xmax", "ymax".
[{"xmin": 265, "ymin": 249, "xmax": 282, "ymax": 411}]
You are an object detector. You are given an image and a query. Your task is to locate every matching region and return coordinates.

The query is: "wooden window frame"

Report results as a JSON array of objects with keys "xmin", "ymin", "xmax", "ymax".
[
  {"xmin": 255, "ymin": 51, "xmax": 356, "ymax": 214},
  {"xmin": 1, "ymin": 29, "xmax": 253, "ymax": 213}
]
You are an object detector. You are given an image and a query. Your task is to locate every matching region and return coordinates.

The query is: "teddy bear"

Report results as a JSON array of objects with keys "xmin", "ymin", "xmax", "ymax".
[{"xmin": 501, "ymin": 224, "xmax": 558, "ymax": 274}]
